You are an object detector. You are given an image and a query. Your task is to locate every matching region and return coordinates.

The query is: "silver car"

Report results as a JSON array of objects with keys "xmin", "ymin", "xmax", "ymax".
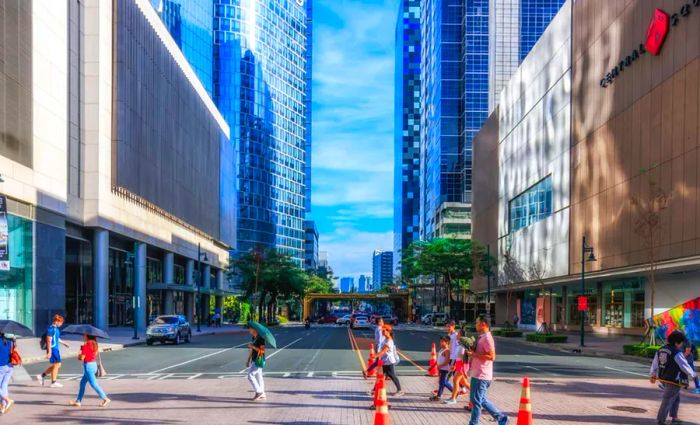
[
  {"xmin": 146, "ymin": 315, "xmax": 192, "ymax": 345},
  {"xmin": 352, "ymin": 315, "xmax": 370, "ymax": 329}
]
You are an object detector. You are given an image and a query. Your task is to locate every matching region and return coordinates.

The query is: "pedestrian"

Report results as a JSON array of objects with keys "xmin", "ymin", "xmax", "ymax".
[
  {"xmin": 650, "ymin": 330, "xmax": 697, "ymax": 425},
  {"xmin": 375, "ymin": 324, "xmax": 403, "ymax": 396},
  {"xmin": 444, "ymin": 336, "xmax": 473, "ymax": 406},
  {"xmin": 68, "ymin": 335, "xmax": 110, "ymax": 407},
  {"xmin": 246, "ymin": 327, "xmax": 266, "ymax": 401},
  {"xmin": 466, "ymin": 314, "xmax": 508, "ymax": 425},
  {"xmin": 37, "ymin": 314, "xmax": 70, "ymax": 388},
  {"xmin": 683, "ymin": 343, "xmax": 700, "ymax": 394},
  {"xmin": 362, "ymin": 317, "xmax": 385, "ymax": 378},
  {"xmin": 430, "ymin": 336, "xmax": 453, "ymax": 401},
  {"xmin": 0, "ymin": 333, "xmax": 17, "ymax": 414}
]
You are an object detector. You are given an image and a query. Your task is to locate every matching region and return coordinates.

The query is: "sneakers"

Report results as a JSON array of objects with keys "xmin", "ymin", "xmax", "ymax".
[
  {"xmin": 394, "ymin": 391, "xmax": 405, "ymax": 397},
  {"xmin": 460, "ymin": 387, "xmax": 468, "ymax": 395},
  {"xmin": 49, "ymin": 382, "xmax": 63, "ymax": 388},
  {"xmin": 464, "ymin": 403, "xmax": 473, "ymax": 412},
  {"xmin": 258, "ymin": 393, "xmax": 266, "ymax": 400},
  {"xmin": 252, "ymin": 393, "xmax": 262, "ymax": 401},
  {"xmin": 498, "ymin": 416, "xmax": 509, "ymax": 425},
  {"xmin": 429, "ymin": 395, "xmax": 441, "ymax": 401},
  {"xmin": 68, "ymin": 400, "xmax": 81, "ymax": 407},
  {"xmin": 442, "ymin": 398, "xmax": 457, "ymax": 405},
  {"xmin": 100, "ymin": 399, "xmax": 111, "ymax": 408},
  {"xmin": 692, "ymin": 388, "xmax": 700, "ymax": 394},
  {"xmin": 1, "ymin": 399, "xmax": 14, "ymax": 414},
  {"xmin": 36, "ymin": 374, "xmax": 45, "ymax": 386},
  {"xmin": 670, "ymin": 419, "xmax": 684, "ymax": 424}
]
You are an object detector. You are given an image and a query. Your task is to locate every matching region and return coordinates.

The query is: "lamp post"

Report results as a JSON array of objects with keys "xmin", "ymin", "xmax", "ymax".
[
  {"xmin": 196, "ymin": 243, "xmax": 209, "ymax": 333},
  {"xmin": 124, "ymin": 251, "xmax": 139, "ymax": 340},
  {"xmin": 580, "ymin": 236, "xmax": 596, "ymax": 347}
]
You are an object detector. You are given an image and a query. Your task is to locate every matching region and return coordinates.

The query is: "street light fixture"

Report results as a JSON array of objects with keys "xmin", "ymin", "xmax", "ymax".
[
  {"xmin": 580, "ymin": 236, "xmax": 596, "ymax": 347},
  {"xmin": 196, "ymin": 243, "xmax": 209, "ymax": 333}
]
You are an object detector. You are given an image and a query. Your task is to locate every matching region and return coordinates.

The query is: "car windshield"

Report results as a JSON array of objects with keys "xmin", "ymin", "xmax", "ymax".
[
  {"xmin": 355, "ymin": 316, "xmax": 368, "ymax": 320},
  {"xmin": 153, "ymin": 316, "xmax": 178, "ymax": 325}
]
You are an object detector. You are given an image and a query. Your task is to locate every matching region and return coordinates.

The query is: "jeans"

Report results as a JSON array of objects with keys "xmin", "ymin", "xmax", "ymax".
[
  {"xmin": 688, "ymin": 357, "xmax": 700, "ymax": 388},
  {"xmin": 0, "ymin": 365, "xmax": 12, "ymax": 403},
  {"xmin": 469, "ymin": 377, "xmax": 506, "ymax": 425},
  {"xmin": 366, "ymin": 359, "xmax": 379, "ymax": 374},
  {"xmin": 657, "ymin": 383, "xmax": 681, "ymax": 424},
  {"xmin": 77, "ymin": 362, "xmax": 107, "ymax": 401},
  {"xmin": 247, "ymin": 365, "xmax": 265, "ymax": 394},
  {"xmin": 382, "ymin": 364, "xmax": 401, "ymax": 392},
  {"xmin": 437, "ymin": 370, "xmax": 453, "ymax": 397}
]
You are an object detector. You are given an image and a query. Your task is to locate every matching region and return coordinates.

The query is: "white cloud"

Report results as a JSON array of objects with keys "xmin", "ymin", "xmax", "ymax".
[{"xmin": 320, "ymin": 228, "xmax": 393, "ymax": 280}]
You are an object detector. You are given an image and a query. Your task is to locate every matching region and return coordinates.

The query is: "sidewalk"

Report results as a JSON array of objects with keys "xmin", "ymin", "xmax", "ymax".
[
  {"xmin": 4, "ymin": 374, "xmax": 699, "ymax": 423},
  {"xmin": 15, "ymin": 324, "xmax": 246, "ymax": 365}
]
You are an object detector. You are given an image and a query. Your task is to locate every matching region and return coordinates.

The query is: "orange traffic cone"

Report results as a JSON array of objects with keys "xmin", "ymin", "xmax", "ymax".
[
  {"xmin": 373, "ymin": 364, "xmax": 390, "ymax": 425},
  {"xmin": 373, "ymin": 359, "xmax": 384, "ymax": 405},
  {"xmin": 427, "ymin": 343, "xmax": 438, "ymax": 376},
  {"xmin": 367, "ymin": 344, "xmax": 376, "ymax": 377},
  {"xmin": 516, "ymin": 376, "xmax": 533, "ymax": 425}
]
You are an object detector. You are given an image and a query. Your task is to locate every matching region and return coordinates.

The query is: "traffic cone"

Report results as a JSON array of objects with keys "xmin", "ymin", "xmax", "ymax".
[
  {"xmin": 516, "ymin": 376, "xmax": 533, "ymax": 425},
  {"xmin": 427, "ymin": 343, "xmax": 438, "ymax": 377},
  {"xmin": 367, "ymin": 343, "xmax": 376, "ymax": 377},
  {"xmin": 373, "ymin": 365, "xmax": 390, "ymax": 425},
  {"xmin": 372, "ymin": 359, "xmax": 384, "ymax": 405}
]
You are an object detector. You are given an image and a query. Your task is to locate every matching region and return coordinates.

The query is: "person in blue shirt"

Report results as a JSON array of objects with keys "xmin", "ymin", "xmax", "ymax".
[
  {"xmin": 37, "ymin": 314, "xmax": 70, "ymax": 388},
  {"xmin": 0, "ymin": 333, "xmax": 16, "ymax": 414},
  {"xmin": 650, "ymin": 331, "xmax": 697, "ymax": 425},
  {"xmin": 683, "ymin": 343, "xmax": 700, "ymax": 394}
]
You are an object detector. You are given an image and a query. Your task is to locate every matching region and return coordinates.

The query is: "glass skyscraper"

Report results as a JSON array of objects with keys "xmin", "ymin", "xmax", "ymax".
[
  {"xmin": 214, "ymin": 0, "xmax": 309, "ymax": 265},
  {"xmin": 393, "ymin": 0, "xmax": 421, "ymax": 275}
]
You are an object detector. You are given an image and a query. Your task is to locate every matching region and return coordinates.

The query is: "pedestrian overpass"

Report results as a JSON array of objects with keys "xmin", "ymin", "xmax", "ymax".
[{"xmin": 303, "ymin": 292, "xmax": 411, "ymax": 322}]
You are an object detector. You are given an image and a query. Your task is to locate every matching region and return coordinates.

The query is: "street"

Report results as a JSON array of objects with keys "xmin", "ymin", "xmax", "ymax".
[{"xmin": 10, "ymin": 325, "xmax": 698, "ymax": 424}]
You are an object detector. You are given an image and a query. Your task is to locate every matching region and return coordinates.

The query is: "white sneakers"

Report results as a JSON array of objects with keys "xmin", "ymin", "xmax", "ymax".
[{"xmin": 49, "ymin": 382, "xmax": 63, "ymax": 388}]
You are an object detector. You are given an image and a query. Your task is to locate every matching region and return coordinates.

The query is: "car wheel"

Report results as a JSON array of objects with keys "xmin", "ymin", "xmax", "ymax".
[
  {"xmin": 185, "ymin": 331, "xmax": 192, "ymax": 343},
  {"xmin": 146, "ymin": 339, "xmax": 154, "ymax": 346},
  {"xmin": 174, "ymin": 332, "xmax": 181, "ymax": 345}
]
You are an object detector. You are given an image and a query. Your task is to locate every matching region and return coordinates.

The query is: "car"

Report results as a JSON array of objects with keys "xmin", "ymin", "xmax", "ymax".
[
  {"xmin": 336, "ymin": 314, "xmax": 352, "ymax": 325},
  {"xmin": 146, "ymin": 315, "xmax": 192, "ymax": 345},
  {"xmin": 369, "ymin": 314, "xmax": 381, "ymax": 324},
  {"xmin": 317, "ymin": 315, "xmax": 338, "ymax": 324},
  {"xmin": 352, "ymin": 315, "xmax": 370, "ymax": 329},
  {"xmin": 421, "ymin": 313, "xmax": 449, "ymax": 325},
  {"xmin": 381, "ymin": 314, "xmax": 399, "ymax": 326}
]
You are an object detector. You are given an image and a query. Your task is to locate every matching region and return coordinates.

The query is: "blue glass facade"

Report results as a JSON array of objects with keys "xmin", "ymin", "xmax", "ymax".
[
  {"xmin": 519, "ymin": 0, "xmax": 566, "ymax": 62},
  {"xmin": 214, "ymin": 0, "xmax": 308, "ymax": 265},
  {"xmin": 393, "ymin": 0, "xmax": 421, "ymax": 274},
  {"xmin": 509, "ymin": 176, "xmax": 553, "ymax": 232},
  {"xmin": 304, "ymin": 0, "xmax": 313, "ymax": 214},
  {"xmin": 149, "ymin": 0, "xmax": 214, "ymax": 96}
]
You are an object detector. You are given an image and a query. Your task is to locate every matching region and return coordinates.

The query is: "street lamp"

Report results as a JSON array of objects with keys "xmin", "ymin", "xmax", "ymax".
[
  {"xmin": 196, "ymin": 243, "xmax": 209, "ymax": 333},
  {"xmin": 580, "ymin": 236, "xmax": 596, "ymax": 347}
]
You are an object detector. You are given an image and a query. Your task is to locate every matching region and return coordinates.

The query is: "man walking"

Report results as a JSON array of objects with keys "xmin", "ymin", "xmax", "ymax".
[
  {"xmin": 37, "ymin": 314, "xmax": 70, "ymax": 388},
  {"xmin": 466, "ymin": 315, "xmax": 508, "ymax": 425},
  {"xmin": 650, "ymin": 330, "xmax": 697, "ymax": 424}
]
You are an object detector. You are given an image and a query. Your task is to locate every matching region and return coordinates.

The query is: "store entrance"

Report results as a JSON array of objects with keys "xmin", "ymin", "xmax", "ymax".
[{"xmin": 65, "ymin": 237, "xmax": 94, "ymax": 325}]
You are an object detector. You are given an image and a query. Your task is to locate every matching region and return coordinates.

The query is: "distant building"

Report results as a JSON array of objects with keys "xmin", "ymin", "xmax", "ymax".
[
  {"xmin": 358, "ymin": 275, "xmax": 372, "ymax": 293},
  {"xmin": 304, "ymin": 220, "xmax": 319, "ymax": 272},
  {"xmin": 317, "ymin": 251, "xmax": 333, "ymax": 280},
  {"xmin": 372, "ymin": 251, "xmax": 394, "ymax": 289},
  {"xmin": 340, "ymin": 277, "xmax": 355, "ymax": 293}
]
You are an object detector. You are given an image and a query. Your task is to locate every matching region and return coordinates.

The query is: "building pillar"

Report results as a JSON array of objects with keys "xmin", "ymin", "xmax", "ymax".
[
  {"xmin": 134, "ymin": 242, "xmax": 147, "ymax": 334},
  {"xmin": 184, "ymin": 259, "xmax": 195, "ymax": 322},
  {"xmin": 92, "ymin": 229, "xmax": 109, "ymax": 330},
  {"xmin": 203, "ymin": 264, "xmax": 211, "ymax": 289},
  {"xmin": 216, "ymin": 269, "xmax": 224, "ymax": 290},
  {"xmin": 163, "ymin": 253, "xmax": 175, "ymax": 315}
]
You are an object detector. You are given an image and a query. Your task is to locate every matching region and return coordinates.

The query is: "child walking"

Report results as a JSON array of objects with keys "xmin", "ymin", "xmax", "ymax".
[
  {"xmin": 69, "ymin": 335, "xmax": 110, "ymax": 407},
  {"xmin": 430, "ymin": 336, "xmax": 453, "ymax": 401},
  {"xmin": 650, "ymin": 331, "xmax": 697, "ymax": 425},
  {"xmin": 683, "ymin": 344, "xmax": 700, "ymax": 394}
]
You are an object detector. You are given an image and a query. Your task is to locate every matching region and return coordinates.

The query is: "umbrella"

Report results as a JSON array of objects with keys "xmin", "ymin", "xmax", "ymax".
[
  {"xmin": 0, "ymin": 320, "xmax": 34, "ymax": 337},
  {"xmin": 62, "ymin": 324, "xmax": 111, "ymax": 339},
  {"xmin": 248, "ymin": 321, "xmax": 277, "ymax": 348}
]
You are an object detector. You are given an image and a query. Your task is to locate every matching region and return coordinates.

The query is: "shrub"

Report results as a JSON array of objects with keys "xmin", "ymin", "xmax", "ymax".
[
  {"xmin": 526, "ymin": 333, "xmax": 568, "ymax": 343},
  {"xmin": 494, "ymin": 329, "xmax": 523, "ymax": 337},
  {"xmin": 623, "ymin": 343, "xmax": 661, "ymax": 358}
]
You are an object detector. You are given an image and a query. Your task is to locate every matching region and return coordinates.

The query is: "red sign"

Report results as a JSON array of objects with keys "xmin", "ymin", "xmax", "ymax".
[
  {"xmin": 577, "ymin": 296, "xmax": 588, "ymax": 312},
  {"xmin": 644, "ymin": 9, "xmax": 670, "ymax": 56}
]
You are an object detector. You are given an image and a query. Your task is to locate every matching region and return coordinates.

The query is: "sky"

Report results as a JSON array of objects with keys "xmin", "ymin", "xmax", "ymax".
[{"xmin": 311, "ymin": 0, "xmax": 400, "ymax": 283}]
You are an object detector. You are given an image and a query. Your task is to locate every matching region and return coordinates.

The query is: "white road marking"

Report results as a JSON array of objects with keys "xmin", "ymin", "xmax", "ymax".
[
  {"xmin": 283, "ymin": 373, "xmax": 291, "ymax": 377},
  {"xmin": 157, "ymin": 373, "xmax": 174, "ymax": 380},
  {"xmin": 187, "ymin": 373, "xmax": 202, "ymax": 380},
  {"xmin": 604, "ymin": 366, "xmax": 647, "ymax": 377},
  {"xmin": 149, "ymin": 342, "xmax": 248, "ymax": 374},
  {"xmin": 332, "ymin": 372, "xmax": 338, "ymax": 377},
  {"xmin": 527, "ymin": 351, "xmax": 545, "ymax": 356},
  {"xmin": 238, "ymin": 337, "xmax": 303, "ymax": 373},
  {"xmin": 306, "ymin": 372, "xmax": 314, "ymax": 378},
  {"xmin": 105, "ymin": 374, "xmax": 125, "ymax": 381}
]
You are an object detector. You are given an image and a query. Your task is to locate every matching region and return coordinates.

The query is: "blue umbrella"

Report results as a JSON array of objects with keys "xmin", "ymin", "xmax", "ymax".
[
  {"xmin": 62, "ymin": 324, "xmax": 110, "ymax": 339},
  {"xmin": 248, "ymin": 321, "xmax": 277, "ymax": 348},
  {"xmin": 0, "ymin": 320, "xmax": 33, "ymax": 337}
]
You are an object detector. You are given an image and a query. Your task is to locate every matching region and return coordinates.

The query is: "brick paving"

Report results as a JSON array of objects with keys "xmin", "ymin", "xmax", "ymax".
[{"xmin": 3, "ymin": 374, "xmax": 699, "ymax": 424}]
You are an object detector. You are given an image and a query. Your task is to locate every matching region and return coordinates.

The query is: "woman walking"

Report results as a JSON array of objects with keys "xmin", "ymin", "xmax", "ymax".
[
  {"xmin": 246, "ymin": 326, "xmax": 266, "ymax": 401},
  {"xmin": 444, "ymin": 335, "xmax": 474, "ymax": 409},
  {"xmin": 0, "ymin": 334, "xmax": 16, "ymax": 413},
  {"xmin": 69, "ymin": 335, "xmax": 110, "ymax": 407},
  {"xmin": 375, "ymin": 324, "xmax": 403, "ymax": 396}
]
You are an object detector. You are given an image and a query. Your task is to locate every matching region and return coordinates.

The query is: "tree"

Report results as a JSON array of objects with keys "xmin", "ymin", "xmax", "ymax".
[
  {"xmin": 631, "ymin": 177, "xmax": 671, "ymax": 345},
  {"xmin": 528, "ymin": 256, "xmax": 550, "ymax": 333},
  {"xmin": 302, "ymin": 272, "xmax": 337, "ymax": 295}
]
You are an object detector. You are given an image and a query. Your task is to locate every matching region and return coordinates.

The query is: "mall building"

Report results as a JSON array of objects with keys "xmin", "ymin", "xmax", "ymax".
[
  {"xmin": 0, "ymin": 0, "xmax": 237, "ymax": 334},
  {"xmin": 473, "ymin": 0, "xmax": 700, "ymax": 335}
]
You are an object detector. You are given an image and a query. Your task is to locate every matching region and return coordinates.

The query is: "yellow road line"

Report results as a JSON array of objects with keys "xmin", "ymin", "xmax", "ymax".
[
  {"xmin": 397, "ymin": 349, "xmax": 426, "ymax": 372},
  {"xmin": 347, "ymin": 327, "xmax": 367, "ymax": 371}
]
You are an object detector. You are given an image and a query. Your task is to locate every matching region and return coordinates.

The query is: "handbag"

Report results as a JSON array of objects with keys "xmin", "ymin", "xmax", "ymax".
[
  {"xmin": 96, "ymin": 350, "xmax": 107, "ymax": 378},
  {"xmin": 7, "ymin": 340, "xmax": 21, "ymax": 366}
]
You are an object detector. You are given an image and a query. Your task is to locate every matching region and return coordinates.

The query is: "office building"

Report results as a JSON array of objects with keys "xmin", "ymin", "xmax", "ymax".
[
  {"xmin": 0, "ymin": 0, "xmax": 236, "ymax": 333},
  {"xmin": 472, "ymin": 0, "xmax": 700, "ymax": 337},
  {"xmin": 304, "ymin": 220, "xmax": 319, "ymax": 272},
  {"xmin": 373, "ymin": 250, "xmax": 394, "ymax": 289},
  {"xmin": 304, "ymin": 0, "xmax": 313, "ymax": 214},
  {"xmin": 340, "ymin": 277, "xmax": 355, "ymax": 294},
  {"xmin": 214, "ymin": 0, "xmax": 309, "ymax": 265},
  {"xmin": 393, "ymin": 0, "xmax": 421, "ymax": 276},
  {"xmin": 359, "ymin": 275, "xmax": 372, "ymax": 293}
]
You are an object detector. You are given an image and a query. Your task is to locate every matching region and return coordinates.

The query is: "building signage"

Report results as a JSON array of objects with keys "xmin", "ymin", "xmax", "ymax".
[
  {"xmin": 0, "ymin": 196, "xmax": 9, "ymax": 271},
  {"xmin": 600, "ymin": 1, "xmax": 699, "ymax": 88}
]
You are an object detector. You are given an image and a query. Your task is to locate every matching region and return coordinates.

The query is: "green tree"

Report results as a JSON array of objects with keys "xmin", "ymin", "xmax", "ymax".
[{"xmin": 302, "ymin": 272, "xmax": 337, "ymax": 295}]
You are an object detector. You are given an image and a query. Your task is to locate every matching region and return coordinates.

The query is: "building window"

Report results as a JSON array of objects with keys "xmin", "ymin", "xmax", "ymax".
[
  {"xmin": 567, "ymin": 282, "xmax": 597, "ymax": 326},
  {"xmin": 147, "ymin": 258, "xmax": 163, "ymax": 284},
  {"xmin": 602, "ymin": 279, "xmax": 645, "ymax": 328},
  {"xmin": 509, "ymin": 176, "xmax": 553, "ymax": 233},
  {"xmin": 0, "ymin": 215, "xmax": 33, "ymax": 327}
]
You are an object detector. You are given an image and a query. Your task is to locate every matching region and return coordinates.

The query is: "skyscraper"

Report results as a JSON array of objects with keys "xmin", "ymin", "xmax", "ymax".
[
  {"xmin": 372, "ymin": 250, "xmax": 394, "ymax": 289},
  {"xmin": 214, "ymin": 0, "xmax": 310, "ymax": 265},
  {"xmin": 359, "ymin": 275, "xmax": 372, "ymax": 293},
  {"xmin": 340, "ymin": 277, "xmax": 355, "ymax": 293},
  {"xmin": 393, "ymin": 0, "xmax": 421, "ymax": 277}
]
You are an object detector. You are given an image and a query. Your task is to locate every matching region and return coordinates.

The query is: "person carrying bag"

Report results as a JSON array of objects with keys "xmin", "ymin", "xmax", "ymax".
[{"xmin": 68, "ymin": 334, "xmax": 110, "ymax": 408}]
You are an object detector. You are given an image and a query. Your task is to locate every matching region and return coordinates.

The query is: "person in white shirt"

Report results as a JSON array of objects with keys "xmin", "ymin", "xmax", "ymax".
[
  {"xmin": 363, "ymin": 317, "xmax": 385, "ymax": 378},
  {"xmin": 373, "ymin": 324, "xmax": 403, "ymax": 396}
]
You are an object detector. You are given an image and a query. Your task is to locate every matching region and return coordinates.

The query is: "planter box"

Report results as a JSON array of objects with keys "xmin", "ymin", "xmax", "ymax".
[
  {"xmin": 526, "ymin": 333, "xmax": 568, "ymax": 343},
  {"xmin": 494, "ymin": 329, "xmax": 523, "ymax": 337},
  {"xmin": 623, "ymin": 343, "xmax": 660, "ymax": 358}
]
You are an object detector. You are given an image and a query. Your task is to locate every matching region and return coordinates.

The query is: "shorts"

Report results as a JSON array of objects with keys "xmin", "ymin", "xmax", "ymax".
[
  {"xmin": 49, "ymin": 348, "xmax": 61, "ymax": 364},
  {"xmin": 454, "ymin": 360, "xmax": 464, "ymax": 374}
]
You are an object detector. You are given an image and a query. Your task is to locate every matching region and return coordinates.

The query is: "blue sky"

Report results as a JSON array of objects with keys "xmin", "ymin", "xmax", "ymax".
[{"xmin": 311, "ymin": 0, "xmax": 399, "ymax": 283}]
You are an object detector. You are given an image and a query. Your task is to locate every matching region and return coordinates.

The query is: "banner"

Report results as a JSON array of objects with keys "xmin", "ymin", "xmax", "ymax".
[
  {"xmin": 0, "ymin": 196, "xmax": 8, "ymax": 271},
  {"xmin": 654, "ymin": 297, "xmax": 700, "ymax": 344}
]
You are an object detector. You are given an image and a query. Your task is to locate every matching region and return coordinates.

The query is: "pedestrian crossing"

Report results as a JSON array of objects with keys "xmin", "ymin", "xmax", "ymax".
[{"xmin": 52, "ymin": 370, "xmax": 429, "ymax": 381}]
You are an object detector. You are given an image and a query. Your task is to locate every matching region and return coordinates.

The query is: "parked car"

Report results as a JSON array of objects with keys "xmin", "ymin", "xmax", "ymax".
[
  {"xmin": 421, "ymin": 313, "xmax": 449, "ymax": 326},
  {"xmin": 369, "ymin": 314, "xmax": 382, "ymax": 324},
  {"xmin": 146, "ymin": 315, "xmax": 192, "ymax": 345},
  {"xmin": 317, "ymin": 315, "xmax": 338, "ymax": 324},
  {"xmin": 336, "ymin": 314, "xmax": 352, "ymax": 325},
  {"xmin": 381, "ymin": 314, "xmax": 399, "ymax": 326},
  {"xmin": 352, "ymin": 315, "xmax": 370, "ymax": 329}
]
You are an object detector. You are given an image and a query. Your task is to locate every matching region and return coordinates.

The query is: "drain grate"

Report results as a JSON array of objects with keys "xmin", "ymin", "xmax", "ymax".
[{"xmin": 608, "ymin": 406, "xmax": 647, "ymax": 413}]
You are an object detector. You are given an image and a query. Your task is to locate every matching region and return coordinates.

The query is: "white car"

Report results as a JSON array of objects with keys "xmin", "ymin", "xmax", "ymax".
[
  {"xmin": 336, "ymin": 314, "xmax": 352, "ymax": 325},
  {"xmin": 352, "ymin": 315, "xmax": 370, "ymax": 329}
]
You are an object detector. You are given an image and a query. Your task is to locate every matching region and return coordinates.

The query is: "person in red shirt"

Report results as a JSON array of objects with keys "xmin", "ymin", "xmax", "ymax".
[{"xmin": 68, "ymin": 335, "xmax": 110, "ymax": 407}]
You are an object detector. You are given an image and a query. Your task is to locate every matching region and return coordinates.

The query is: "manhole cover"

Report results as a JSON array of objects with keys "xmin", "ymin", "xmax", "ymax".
[{"xmin": 608, "ymin": 406, "xmax": 647, "ymax": 413}]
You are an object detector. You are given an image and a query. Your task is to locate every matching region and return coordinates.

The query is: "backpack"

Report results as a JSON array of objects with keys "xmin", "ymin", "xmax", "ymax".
[{"xmin": 39, "ymin": 331, "xmax": 48, "ymax": 351}]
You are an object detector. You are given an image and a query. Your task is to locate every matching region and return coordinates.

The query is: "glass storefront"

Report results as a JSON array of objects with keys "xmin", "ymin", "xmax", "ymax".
[
  {"xmin": 173, "ymin": 290, "xmax": 185, "ymax": 315},
  {"xmin": 0, "ymin": 215, "xmax": 33, "ymax": 327},
  {"xmin": 521, "ymin": 290, "xmax": 537, "ymax": 325},
  {"xmin": 602, "ymin": 278, "xmax": 645, "ymax": 328},
  {"xmin": 147, "ymin": 257, "xmax": 163, "ymax": 283},
  {"xmin": 147, "ymin": 290, "xmax": 164, "ymax": 319},
  {"xmin": 65, "ymin": 237, "xmax": 93, "ymax": 324},
  {"xmin": 109, "ymin": 248, "xmax": 134, "ymax": 326},
  {"xmin": 174, "ymin": 264, "xmax": 185, "ymax": 285},
  {"xmin": 567, "ymin": 282, "xmax": 597, "ymax": 326}
]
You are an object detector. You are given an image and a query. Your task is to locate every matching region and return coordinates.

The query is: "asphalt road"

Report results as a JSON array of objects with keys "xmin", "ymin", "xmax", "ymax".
[{"xmin": 24, "ymin": 325, "xmax": 651, "ymax": 381}]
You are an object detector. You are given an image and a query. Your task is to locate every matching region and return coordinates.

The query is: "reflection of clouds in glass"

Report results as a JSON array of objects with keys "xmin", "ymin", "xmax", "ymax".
[{"xmin": 244, "ymin": 0, "xmax": 257, "ymax": 53}]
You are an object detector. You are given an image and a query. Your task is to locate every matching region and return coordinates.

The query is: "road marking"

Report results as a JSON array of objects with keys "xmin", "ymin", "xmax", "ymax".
[
  {"xmin": 283, "ymin": 373, "xmax": 291, "ymax": 377},
  {"xmin": 157, "ymin": 373, "xmax": 174, "ymax": 380},
  {"xmin": 237, "ymin": 337, "xmax": 304, "ymax": 373},
  {"xmin": 524, "ymin": 365, "xmax": 560, "ymax": 376},
  {"xmin": 347, "ymin": 327, "xmax": 367, "ymax": 371},
  {"xmin": 397, "ymin": 350, "xmax": 426, "ymax": 372},
  {"xmin": 332, "ymin": 372, "xmax": 338, "ymax": 377},
  {"xmin": 149, "ymin": 342, "xmax": 248, "ymax": 374},
  {"xmin": 604, "ymin": 366, "xmax": 647, "ymax": 377},
  {"xmin": 105, "ymin": 374, "xmax": 125, "ymax": 380},
  {"xmin": 306, "ymin": 372, "xmax": 314, "ymax": 378},
  {"xmin": 187, "ymin": 373, "xmax": 202, "ymax": 380},
  {"xmin": 527, "ymin": 351, "xmax": 545, "ymax": 356}
]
